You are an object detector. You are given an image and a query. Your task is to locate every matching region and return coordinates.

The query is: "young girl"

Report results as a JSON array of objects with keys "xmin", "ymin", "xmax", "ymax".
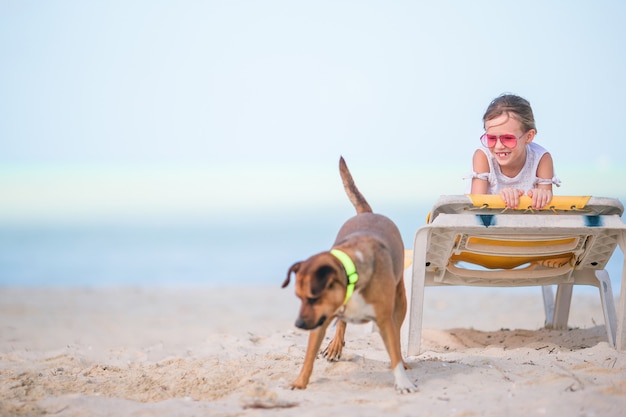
[{"xmin": 468, "ymin": 94, "xmax": 560, "ymax": 209}]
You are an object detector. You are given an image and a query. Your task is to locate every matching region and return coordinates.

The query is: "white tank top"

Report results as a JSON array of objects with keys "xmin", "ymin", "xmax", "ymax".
[{"xmin": 469, "ymin": 142, "xmax": 561, "ymax": 193}]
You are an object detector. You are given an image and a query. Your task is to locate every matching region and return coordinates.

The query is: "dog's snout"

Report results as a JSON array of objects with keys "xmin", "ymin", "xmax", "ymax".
[{"xmin": 295, "ymin": 315, "xmax": 327, "ymax": 330}]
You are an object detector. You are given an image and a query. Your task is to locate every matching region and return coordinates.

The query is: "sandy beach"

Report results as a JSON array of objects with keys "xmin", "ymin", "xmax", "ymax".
[{"xmin": 1, "ymin": 285, "xmax": 625, "ymax": 417}]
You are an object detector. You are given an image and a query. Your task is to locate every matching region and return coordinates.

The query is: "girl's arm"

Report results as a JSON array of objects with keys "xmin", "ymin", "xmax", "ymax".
[
  {"xmin": 527, "ymin": 152, "xmax": 555, "ymax": 209},
  {"xmin": 470, "ymin": 149, "xmax": 489, "ymax": 194}
]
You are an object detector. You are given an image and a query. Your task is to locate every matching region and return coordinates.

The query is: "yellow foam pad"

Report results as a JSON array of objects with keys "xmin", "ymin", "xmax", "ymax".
[{"xmin": 467, "ymin": 195, "xmax": 591, "ymax": 211}]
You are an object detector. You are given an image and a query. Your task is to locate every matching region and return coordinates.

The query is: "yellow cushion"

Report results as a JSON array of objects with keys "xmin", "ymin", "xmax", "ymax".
[
  {"xmin": 449, "ymin": 236, "xmax": 578, "ymax": 269},
  {"xmin": 450, "ymin": 252, "xmax": 574, "ymax": 269},
  {"xmin": 467, "ymin": 195, "xmax": 591, "ymax": 211}
]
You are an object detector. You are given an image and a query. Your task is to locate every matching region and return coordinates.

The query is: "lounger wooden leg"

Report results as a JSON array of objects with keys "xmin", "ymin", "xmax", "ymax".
[
  {"xmin": 616, "ymin": 232, "xmax": 626, "ymax": 350},
  {"xmin": 407, "ymin": 228, "xmax": 429, "ymax": 357},
  {"xmin": 542, "ymin": 285, "xmax": 555, "ymax": 327},
  {"xmin": 595, "ymin": 270, "xmax": 617, "ymax": 347},
  {"xmin": 552, "ymin": 284, "xmax": 573, "ymax": 330}
]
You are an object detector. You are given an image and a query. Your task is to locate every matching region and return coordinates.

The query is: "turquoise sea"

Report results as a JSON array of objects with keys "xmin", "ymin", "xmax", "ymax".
[{"xmin": 0, "ymin": 204, "xmax": 623, "ymax": 296}]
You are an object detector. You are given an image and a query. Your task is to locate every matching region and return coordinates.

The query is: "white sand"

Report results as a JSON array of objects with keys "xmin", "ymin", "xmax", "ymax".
[{"xmin": 1, "ymin": 286, "xmax": 625, "ymax": 417}]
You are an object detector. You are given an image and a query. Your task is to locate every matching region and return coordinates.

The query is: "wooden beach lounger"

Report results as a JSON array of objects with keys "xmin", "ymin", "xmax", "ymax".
[{"xmin": 404, "ymin": 195, "xmax": 626, "ymax": 356}]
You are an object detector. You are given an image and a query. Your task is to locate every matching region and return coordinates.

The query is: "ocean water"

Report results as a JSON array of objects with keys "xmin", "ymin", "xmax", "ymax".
[
  {"xmin": 0, "ymin": 205, "xmax": 377, "ymax": 289},
  {"xmin": 0, "ymin": 217, "xmax": 338, "ymax": 288},
  {"xmin": 0, "ymin": 206, "xmax": 623, "ymax": 296}
]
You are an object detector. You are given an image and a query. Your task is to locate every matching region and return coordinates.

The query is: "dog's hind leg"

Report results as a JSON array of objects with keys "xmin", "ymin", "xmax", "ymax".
[
  {"xmin": 393, "ymin": 277, "xmax": 410, "ymax": 369},
  {"xmin": 376, "ymin": 314, "xmax": 417, "ymax": 394},
  {"xmin": 322, "ymin": 320, "xmax": 346, "ymax": 361}
]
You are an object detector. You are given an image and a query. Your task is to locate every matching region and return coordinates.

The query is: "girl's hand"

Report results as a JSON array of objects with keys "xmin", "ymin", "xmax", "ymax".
[
  {"xmin": 499, "ymin": 188, "xmax": 524, "ymax": 209},
  {"xmin": 527, "ymin": 188, "xmax": 553, "ymax": 209}
]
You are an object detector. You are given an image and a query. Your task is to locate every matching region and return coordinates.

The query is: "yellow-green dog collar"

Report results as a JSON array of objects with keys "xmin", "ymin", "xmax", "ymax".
[{"xmin": 330, "ymin": 249, "xmax": 358, "ymax": 305}]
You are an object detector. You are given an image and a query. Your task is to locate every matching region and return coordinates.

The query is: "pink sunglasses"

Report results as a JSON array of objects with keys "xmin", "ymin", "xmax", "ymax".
[{"xmin": 480, "ymin": 132, "xmax": 527, "ymax": 148}]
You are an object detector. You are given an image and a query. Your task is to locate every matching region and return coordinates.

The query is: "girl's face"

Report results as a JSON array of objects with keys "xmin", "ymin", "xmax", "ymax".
[{"xmin": 483, "ymin": 113, "xmax": 534, "ymax": 174}]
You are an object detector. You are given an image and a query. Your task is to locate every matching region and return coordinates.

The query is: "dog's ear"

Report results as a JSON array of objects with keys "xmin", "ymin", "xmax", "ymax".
[
  {"xmin": 310, "ymin": 265, "xmax": 336, "ymax": 296},
  {"xmin": 282, "ymin": 262, "xmax": 301, "ymax": 288}
]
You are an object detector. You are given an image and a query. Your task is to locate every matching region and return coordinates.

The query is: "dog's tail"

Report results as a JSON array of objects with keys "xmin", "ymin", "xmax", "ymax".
[{"xmin": 339, "ymin": 156, "xmax": 372, "ymax": 214}]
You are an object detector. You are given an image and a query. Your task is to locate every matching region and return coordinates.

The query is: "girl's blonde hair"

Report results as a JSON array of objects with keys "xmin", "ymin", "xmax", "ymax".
[{"xmin": 483, "ymin": 94, "xmax": 537, "ymax": 133}]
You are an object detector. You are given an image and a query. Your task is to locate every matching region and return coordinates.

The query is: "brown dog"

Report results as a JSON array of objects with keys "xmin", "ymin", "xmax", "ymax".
[{"xmin": 282, "ymin": 157, "xmax": 417, "ymax": 394}]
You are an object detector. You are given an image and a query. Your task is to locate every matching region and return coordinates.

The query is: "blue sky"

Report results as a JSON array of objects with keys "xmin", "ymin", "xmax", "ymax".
[{"xmin": 1, "ymin": 0, "xmax": 625, "ymax": 222}]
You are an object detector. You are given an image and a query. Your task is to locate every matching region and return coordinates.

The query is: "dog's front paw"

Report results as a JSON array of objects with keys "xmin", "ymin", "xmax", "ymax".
[
  {"xmin": 289, "ymin": 379, "xmax": 308, "ymax": 390},
  {"xmin": 322, "ymin": 338, "xmax": 345, "ymax": 361},
  {"xmin": 395, "ymin": 380, "xmax": 418, "ymax": 394},
  {"xmin": 393, "ymin": 363, "xmax": 418, "ymax": 394}
]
